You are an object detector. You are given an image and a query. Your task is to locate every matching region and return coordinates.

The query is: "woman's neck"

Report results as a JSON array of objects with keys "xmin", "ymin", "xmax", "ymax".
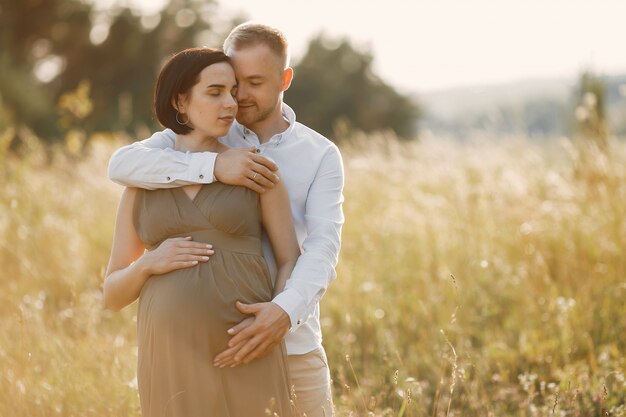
[{"xmin": 175, "ymin": 133, "xmax": 223, "ymax": 153}]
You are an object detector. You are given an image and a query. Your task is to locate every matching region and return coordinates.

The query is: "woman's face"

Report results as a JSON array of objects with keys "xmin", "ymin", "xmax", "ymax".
[{"xmin": 179, "ymin": 62, "xmax": 238, "ymax": 138}]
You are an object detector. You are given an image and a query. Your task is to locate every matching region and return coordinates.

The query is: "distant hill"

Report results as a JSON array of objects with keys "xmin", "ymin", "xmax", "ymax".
[{"xmin": 417, "ymin": 74, "xmax": 626, "ymax": 139}]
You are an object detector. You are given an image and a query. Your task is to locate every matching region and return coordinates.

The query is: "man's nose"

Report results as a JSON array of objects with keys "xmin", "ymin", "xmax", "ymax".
[{"xmin": 235, "ymin": 84, "xmax": 247, "ymax": 101}]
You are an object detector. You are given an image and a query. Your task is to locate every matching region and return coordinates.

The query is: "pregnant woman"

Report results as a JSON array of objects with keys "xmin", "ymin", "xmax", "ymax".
[{"xmin": 103, "ymin": 48, "xmax": 298, "ymax": 417}]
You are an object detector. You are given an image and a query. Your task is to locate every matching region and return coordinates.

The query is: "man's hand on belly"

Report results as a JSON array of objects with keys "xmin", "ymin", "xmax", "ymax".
[{"xmin": 212, "ymin": 301, "xmax": 290, "ymax": 368}]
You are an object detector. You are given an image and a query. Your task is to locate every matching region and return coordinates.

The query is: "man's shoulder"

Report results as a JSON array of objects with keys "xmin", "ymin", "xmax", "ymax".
[
  {"xmin": 156, "ymin": 128, "xmax": 176, "ymax": 141},
  {"xmin": 137, "ymin": 128, "xmax": 176, "ymax": 145},
  {"xmin": 292, "ymin": 122, "xmax": 339, "ymax": 152}
]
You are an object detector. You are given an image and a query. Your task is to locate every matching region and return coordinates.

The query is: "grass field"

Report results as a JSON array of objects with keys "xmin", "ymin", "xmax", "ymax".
[{"xmin": 0, "ymin": 130, "xmax": 624, "ymax": 416}]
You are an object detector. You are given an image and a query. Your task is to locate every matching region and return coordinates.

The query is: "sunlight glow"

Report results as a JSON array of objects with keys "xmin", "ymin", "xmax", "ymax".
[{"xmin": 110, "ymin": 0, "xmax": 626, "ymax": 93}]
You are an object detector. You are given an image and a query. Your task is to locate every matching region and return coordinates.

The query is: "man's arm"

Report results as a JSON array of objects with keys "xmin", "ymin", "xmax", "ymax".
[
  {"xmin": 212, "ymin": 144, "xmax": 344, "ymax": 367},
  {"xmin": 272, "ymin": 144, "xmax": 344, "ymax": 329},
  {"xmin": 108, "ymin": 129, "xmax": 211, "ymax": 189},
  {"xmin": 108, "ymin": 129, "xmax": 280, "ymax": 191}
]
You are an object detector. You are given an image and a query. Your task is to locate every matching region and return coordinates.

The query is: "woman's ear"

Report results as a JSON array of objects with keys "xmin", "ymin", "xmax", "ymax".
[{"xmin": 171, "ymin": 94, "xmax": 187, "ymax": 113}]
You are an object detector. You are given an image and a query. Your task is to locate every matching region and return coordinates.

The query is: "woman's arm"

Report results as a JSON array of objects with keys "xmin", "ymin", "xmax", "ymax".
[
  {"xmin": 103, "ymin": 188, "xmax": 214, "ymax": 311},
  {"xmin": 259, "ymin": 176, "xmax": 301, "ymax": 297},
  {"xmin": 103, "ymin": 188, "xmax": 149, "ymax": 311}
]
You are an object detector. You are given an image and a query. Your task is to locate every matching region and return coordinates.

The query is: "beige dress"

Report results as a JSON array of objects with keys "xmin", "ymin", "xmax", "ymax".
[{"xmin": 133, "ymin": 183, "xmax": 294, "ymax": 417}]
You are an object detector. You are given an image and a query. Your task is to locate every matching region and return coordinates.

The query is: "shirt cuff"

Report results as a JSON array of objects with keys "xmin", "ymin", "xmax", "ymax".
[
  {"xmin": 186, "ymin": 151, "xmax": 217, "ymax": 183},
  {"xmin": 272, "ymin": 288, "xmax": 308, "ymax": 330}
]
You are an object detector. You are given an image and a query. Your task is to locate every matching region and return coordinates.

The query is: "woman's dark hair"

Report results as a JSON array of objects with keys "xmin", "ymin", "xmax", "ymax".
[{"xmin": 154, "ymin": 47, "xmax": 231, "ymax": 134}]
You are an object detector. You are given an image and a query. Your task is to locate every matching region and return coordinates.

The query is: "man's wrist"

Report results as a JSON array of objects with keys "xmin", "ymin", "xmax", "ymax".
[
  {"xmin": 272, "ymin": 289, "xmax": 308, "ymax": 329},
  {"xmin": 187, "ymin": 151, "xmax": 217, "ymax": 184}
]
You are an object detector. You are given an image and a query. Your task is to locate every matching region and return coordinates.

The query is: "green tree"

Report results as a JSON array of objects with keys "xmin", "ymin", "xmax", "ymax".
[
  {"xmin": 0, "ymin": 0, "xmax": 221, "ymax": 141},
  {"xmin": 285, "ymin": 35, "xmax": 420, "ymax": 142},
  {"xmin": 0, "ymin": 0, "xmax": 92, "ymax": 137}
]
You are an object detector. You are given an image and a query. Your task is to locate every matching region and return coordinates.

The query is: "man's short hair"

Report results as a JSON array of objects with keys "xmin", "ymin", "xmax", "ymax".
[
  {"xmin": 223, "ymin": 22, "xmax": 290, "ymax": 69},
  {"xmin": 154, "ymin": 48, "xmax": 231, "ymax": 134}
]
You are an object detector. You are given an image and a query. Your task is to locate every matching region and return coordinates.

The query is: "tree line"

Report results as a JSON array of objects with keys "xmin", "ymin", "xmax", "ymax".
[{"xmin": 0, "ymin": 0, "xmax": 420, "ymax": 144}]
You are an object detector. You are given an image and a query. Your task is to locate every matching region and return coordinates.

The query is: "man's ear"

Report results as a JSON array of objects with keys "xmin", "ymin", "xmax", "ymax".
[{"xmin": 281, "ymin": 67, "xmax": 293, "ymax": 92}]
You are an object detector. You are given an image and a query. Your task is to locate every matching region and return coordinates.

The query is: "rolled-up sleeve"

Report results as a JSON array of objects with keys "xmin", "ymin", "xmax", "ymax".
[
  {"xmin": 107, "ymin": 129, "xmax": 217, "ymax": 189},
  {"xmin": 272, "ymin": 144, "xmax": 344, "ymax": 330}
]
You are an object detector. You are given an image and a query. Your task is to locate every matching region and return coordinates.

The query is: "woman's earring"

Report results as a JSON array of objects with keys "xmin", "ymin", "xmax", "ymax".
[{"xmin": 176, "ymin": 111, "xmax": 189, "ymax": 126}]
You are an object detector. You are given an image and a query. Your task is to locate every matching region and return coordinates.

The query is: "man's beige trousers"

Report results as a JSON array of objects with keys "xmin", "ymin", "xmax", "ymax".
[{"xmin": 287, "ymin": 347, "xmax": 334, "ymax": 417}]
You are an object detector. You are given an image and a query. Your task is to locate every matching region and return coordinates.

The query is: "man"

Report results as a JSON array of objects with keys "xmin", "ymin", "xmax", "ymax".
[{"xmin": 108, "ymin": 22, "xmax": 344, "ymax": 417}]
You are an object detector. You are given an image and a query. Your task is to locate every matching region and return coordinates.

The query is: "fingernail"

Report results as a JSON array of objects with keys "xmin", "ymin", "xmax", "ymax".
[
  {"xmin": 227, "ymin": 328, "xmax": 235, "ymax": 334},
  {"xmin": 206, "ymin": 244, "xmax": 212, "ymax": 248},
  {"xmin": 202, "ymin": 256, "xmax": 209, "ymax": 261},
  {"xmin": 192, "ymin": 261, "xmax": 198, "ymax": 265}
]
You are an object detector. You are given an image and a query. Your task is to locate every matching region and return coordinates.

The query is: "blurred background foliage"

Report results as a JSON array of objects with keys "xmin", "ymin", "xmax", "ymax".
[
  {"xmin": 0, "ymin": 0, "xmax": 420, "ymax": 143},
  {"xmin": 1, "ymin": 1, "xmax": 625, "ymax": 415},
  {"xmin": 285, "ymin": 36, "xmax": 420, "ymax": 139},
  {"xmin": 1, "ymin": 0, "xmax": 623, "ymax": 145}
]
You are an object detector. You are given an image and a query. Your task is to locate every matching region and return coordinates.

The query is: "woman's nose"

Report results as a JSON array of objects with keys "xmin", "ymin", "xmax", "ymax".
[{"xmin": 225, "ymin": 94, "xmax": 237, "ymax": 108}]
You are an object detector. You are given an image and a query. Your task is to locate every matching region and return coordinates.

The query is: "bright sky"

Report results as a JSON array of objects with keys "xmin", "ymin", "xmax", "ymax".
[{"xmin": 125, "ymin": 0, "xmax": 626, "ymax": 93}]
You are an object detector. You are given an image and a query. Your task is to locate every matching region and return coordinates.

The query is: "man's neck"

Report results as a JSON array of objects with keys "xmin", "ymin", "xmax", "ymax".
[{"xmin": 247, "ymin": 106, "xmax": 289, "ymax": 144}]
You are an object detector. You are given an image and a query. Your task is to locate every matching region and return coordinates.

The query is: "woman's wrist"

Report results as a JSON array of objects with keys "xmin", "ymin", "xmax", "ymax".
[{"xmin": 132, "ymin": 256, "xmax": 153, "ymax": 282}]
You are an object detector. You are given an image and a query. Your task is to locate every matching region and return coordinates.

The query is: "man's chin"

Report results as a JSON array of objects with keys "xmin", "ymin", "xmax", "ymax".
[{"xmin": 236, "ymin": 113, "xmax": 256, "ymax": 126}]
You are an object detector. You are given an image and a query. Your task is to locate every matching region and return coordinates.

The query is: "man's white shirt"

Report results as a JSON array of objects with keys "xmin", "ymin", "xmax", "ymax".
[{"xmin": 108, "ymin": 104, "xmax": 344, "ymax": 355}]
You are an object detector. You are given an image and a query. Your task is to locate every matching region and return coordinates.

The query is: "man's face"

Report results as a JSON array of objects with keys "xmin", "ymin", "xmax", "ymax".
[{"xmin": 229, "ymin": 44, "xmax": 286, "ymax": 128}]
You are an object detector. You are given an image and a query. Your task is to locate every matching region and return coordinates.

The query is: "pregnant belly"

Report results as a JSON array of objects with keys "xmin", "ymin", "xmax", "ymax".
[{"xmin": 137, "ymin": 255, "xmax": 273, "ymax": 332}]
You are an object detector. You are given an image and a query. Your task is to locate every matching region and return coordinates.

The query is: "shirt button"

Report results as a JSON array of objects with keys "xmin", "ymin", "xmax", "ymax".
[
  {"xmin": 297, "ymin": 319, "xmax": 301, "ymax": 325},
  {"xmin": 166, "ymin": 176, "xmax": 171, "ymax": 181},
  {"xmin": 199, "ymin": 174, "xmax": 204, "ymax": 179}
]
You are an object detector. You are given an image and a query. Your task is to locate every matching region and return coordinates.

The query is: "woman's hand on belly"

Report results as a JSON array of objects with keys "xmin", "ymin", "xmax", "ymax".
[{"xmin": 138, "ymin": 236, "xmax": 214, "ymax": 276}]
